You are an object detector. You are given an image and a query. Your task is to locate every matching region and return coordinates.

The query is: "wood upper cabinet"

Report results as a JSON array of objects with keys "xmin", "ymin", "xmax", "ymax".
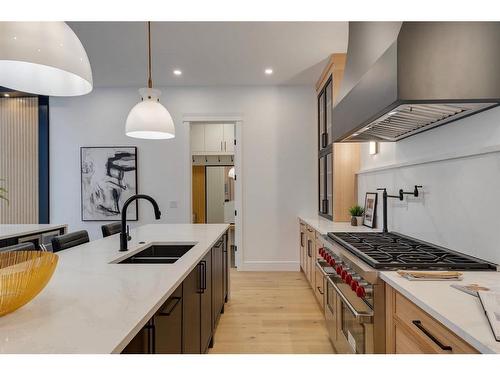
[
  {"xmin": 386, "ymin": 284, "xmax": 479, "ymax": 354},
  {"xmin": 316, "ymin": 54, "xmax": 360, "ymax": 222}
]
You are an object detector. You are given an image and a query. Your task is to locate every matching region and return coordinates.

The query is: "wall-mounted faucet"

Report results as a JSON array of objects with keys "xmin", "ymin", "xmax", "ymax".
[
  {"xmin": 376, "ymin": 185, "xmax": 422, "ymax": 233},
  {"xmin": 120, "ymin": 194, "xmax": 161, "ymax": 251}
]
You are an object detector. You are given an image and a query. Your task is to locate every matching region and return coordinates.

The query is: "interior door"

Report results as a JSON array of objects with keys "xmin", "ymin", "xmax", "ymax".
[
  {"xmin": 206, "ymin": 166, "xmax": 226, "ymax": 223},
  {"xmin": 204, "ymin": 124, "xmax": 224, "ymax": 153}
]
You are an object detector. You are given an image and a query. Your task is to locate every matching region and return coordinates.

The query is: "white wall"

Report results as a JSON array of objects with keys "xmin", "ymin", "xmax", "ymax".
[
  {"xmin": 50, "ymin": 86, "xmax": 317, "ymax": 270},
  {"xmin": 357, "ymin": 106, "xmax": 500, "ymax": 265}
]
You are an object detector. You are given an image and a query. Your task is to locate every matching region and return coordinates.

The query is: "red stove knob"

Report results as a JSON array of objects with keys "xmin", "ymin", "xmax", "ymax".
[
  {"xmin": 345, "ymin": 274, "xmax": 352, "ymax": 284},
  {"xmin": 341, "ymin": 270, "xmax": 347, "ymax": 281},
  {"xmin": 320, "ymin": 248, "xmax": 325, "ymax": 256},
  {"xmin": 324, "ymin": 253, "xmax": 329, "ymax": 261},
  {"xmin": 351, "ymin": 280, "xmax": 359, "ymax": 291},
  {"xmin": 356, "ymin": 285, "xmax": 366, "ymax": 298},
  {"xmin": 336, "ymin": 265, "xmax": 343, "ymax": 275},
  {"xmin": 329, "ymin": 258, "xmax": 336, "ymax": 266}
]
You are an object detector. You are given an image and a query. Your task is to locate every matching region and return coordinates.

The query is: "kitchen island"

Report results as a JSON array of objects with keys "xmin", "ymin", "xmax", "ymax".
[{"xmin": 0, "ymin": 223, "xmax": 229, "ymax": 354}]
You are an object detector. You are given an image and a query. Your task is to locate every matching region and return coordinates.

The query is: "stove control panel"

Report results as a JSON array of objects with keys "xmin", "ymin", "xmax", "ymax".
[{"xmin": 318, "ymin": 246, "xmax": 374, "ymax": 302}]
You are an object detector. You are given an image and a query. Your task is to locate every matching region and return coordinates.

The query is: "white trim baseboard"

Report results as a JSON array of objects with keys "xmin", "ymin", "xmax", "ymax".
[{"xmin": 239, "ymin": 260, "xmax": 300, "ymax": 272}]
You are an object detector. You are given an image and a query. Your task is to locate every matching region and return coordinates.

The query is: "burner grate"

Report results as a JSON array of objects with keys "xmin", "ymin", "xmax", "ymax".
[{"xmin": 327, "ymin": 232, "xmax": 496, "ymax": 270}]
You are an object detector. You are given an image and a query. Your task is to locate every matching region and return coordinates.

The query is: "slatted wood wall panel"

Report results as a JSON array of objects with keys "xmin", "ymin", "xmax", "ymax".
[{"xmin": 0, "ymin": 97, "xmax": 39, "ymax": 224}]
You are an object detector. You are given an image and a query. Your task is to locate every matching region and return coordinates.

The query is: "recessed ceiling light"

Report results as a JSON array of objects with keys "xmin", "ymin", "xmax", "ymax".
[
  {"xmin": 173, "ymin": 69, "xmax": 182, "ymax": 76},
  {"xmin": 264, "ymin": 68, "xmax": 273, "ymax": 75},
  {"xmin": 3, "ymin": 93, "xmax": 10, "ymax": 97}
]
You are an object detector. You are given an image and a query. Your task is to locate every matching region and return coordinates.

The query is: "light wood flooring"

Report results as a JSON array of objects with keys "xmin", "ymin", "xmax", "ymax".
[{"xmin": 209, "ymin": 270, "xmax": 334, "ymax": 354}]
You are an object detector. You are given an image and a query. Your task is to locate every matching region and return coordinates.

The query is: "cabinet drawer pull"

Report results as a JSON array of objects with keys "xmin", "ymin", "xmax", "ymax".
[
  {"xmin": 159, "ymin": 297, "xmax": 181, "ymax": 316},
  {"xmin": 412, "ymin": 320, "xmax": 452, "ymax": 351},
  {"xmin": 316, "ymin": 286, "xmax": 324, "ymax": 295}
]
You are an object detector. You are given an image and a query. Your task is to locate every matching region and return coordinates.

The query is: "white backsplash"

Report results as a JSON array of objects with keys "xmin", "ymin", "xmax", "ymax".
[{"xmin": 357, "ymin": 106, "xmax": 500, "ymax": 265}]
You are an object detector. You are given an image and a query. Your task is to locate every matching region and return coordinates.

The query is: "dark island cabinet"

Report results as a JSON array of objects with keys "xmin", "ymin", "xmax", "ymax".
[
  {"xmin": 122, "ymin": 284, "xmax": 183, "ymax": 354},
  {"xmin": 182, "ymin": 263, "xmax": 202, "ymax": 354},
  {"xmin": 212, "ymin": 234, "xmax": 227, "ymax": 329},
  {"xmin": 200, "ymin": 250, "xmax": 213, "ymax": 353},
  {"xmin": 122, "ymin": 232, "xmax": 228, "ymax": 355}
]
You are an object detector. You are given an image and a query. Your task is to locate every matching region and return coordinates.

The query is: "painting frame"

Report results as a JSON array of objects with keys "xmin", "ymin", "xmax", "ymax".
[
  {"xmin": 80, "ymin": 146, "xmax": 138, "ymax": 222},
  {"xmin": 363, "ymin": 192, "xmax": 378, "ymax": 228}
]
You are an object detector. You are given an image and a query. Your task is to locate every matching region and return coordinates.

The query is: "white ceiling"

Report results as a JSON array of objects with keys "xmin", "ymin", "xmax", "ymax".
[{"xmin": 68, "ymin": 22, "xmax": 348, "ymax": 87}]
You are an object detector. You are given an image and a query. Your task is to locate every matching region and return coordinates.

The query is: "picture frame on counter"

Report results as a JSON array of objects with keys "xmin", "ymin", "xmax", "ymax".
[
  {"xmin": 363, "ymin": 192, "xmax": 377, "ymax": 228},
  {"xmin": 80, "ymin": 146, "xmax": 138, "ymax": 221}
]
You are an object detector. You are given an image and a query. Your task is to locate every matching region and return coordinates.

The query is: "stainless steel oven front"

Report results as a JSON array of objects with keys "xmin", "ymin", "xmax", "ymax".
[{"xmin": 326, "ymin": 275, "xmax": 374, "ymax": 354}]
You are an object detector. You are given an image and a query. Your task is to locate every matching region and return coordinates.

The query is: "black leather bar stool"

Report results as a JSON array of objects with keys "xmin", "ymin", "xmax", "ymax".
[
  {"xmin": 101, "ymin": 222, "xmax": 122, "ymax": 238},
  {"xmin": 0, "ymin": 242, "xmax": 36, "ymax": 253},
  {"xmin": 51, "ymin": 230, "xmax": 89, "ymax": 252}
]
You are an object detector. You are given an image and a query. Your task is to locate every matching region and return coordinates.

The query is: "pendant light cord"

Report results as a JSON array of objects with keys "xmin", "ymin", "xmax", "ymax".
[{"xmin": 147, "ymin": 21, "xmax": 153, "ymax": 88}]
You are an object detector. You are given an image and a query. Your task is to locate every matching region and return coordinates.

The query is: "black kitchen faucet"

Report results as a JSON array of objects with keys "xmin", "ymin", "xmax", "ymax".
[
  {"xmin": 376, "ymin": 185, "xmax": 422, "ymax": 233},
  {"xmin": 120, "ymin": 194, "xmax": 162, "ymax": 251}
]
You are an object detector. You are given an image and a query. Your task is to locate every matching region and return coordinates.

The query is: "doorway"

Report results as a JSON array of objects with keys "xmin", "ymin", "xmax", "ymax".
[{"xmin": 189, "ymin": 120, "xmax": 241, "ymax": 270}]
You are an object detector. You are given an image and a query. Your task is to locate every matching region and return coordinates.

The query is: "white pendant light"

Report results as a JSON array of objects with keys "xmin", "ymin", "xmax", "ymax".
[
  {"xmin": 228, "ymin": 167, "xmax": 235, "ymax": 179},
  {"xmin": 126, "ymin": 22, "xmax": 175, "ymax": 140},
  {"xmin": 0, "ymin": 22, "xmax": 93, "ymax": 96}
]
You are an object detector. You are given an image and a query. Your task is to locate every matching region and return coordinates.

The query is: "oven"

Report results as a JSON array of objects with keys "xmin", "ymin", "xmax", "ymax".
[{"xmin": 326, "ymin": 275, "xmax": 374, "ymax": 354}]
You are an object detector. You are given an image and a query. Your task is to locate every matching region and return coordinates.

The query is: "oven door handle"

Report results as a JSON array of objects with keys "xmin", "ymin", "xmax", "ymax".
[{"xmin": 329, "ymin": 278, "xmax": 373, "ymax": 324}]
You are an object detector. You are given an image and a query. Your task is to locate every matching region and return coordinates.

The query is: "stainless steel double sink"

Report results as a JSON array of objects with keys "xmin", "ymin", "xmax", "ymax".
[{"xmin": 117, "ymin": 244, "xmax": 195, "ymax": 264}]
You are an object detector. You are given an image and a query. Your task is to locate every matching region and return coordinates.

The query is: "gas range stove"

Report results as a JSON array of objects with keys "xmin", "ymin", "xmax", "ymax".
[
  {"xmin": 327, "ymin": 232, "xmax": 496, "ymax": 271},
  {"xmin": 316, "ymin": 231, "xmax": 496, "ymax": 354}
]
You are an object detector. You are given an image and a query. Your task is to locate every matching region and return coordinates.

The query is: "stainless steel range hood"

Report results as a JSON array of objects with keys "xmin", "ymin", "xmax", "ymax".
[{"xmin": 333, "ymin": 22, "xmax": 500, "ymax": 142}]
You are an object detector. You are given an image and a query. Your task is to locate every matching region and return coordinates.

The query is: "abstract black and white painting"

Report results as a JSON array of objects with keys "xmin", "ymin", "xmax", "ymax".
[{"xmin": 81, "ymin": 146, "xmax": 138, "ymax": 221}]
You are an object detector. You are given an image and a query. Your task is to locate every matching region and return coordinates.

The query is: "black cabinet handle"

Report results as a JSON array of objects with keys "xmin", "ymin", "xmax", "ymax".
[
  {"xmin": 412, "ymin": 320, "xmax": 452, "ymax": 351},
  {"xmin": 316, "ymin": 286, "xmax": 324, "ymax": 295},
  {"xmin": 300, "ymin": 232, "xmax": 304, "ymax": 247},
  {"xmin": 158, "ymin": 297, "xmax": 181, "ymax": 316},
  {"xmin": 144, "ymin": 318, "xmax": 155, "ymax": 354},
  {"xmin": 307, "ymin": 240, "xmax": 312, "ymax": 257},
  {"xmin": 201, "ymin": 260, "xmax": 207, "ymax": 291},
  {"xmin": 197, "ymin": 262, "xmax": 204, "ymax": 294}
]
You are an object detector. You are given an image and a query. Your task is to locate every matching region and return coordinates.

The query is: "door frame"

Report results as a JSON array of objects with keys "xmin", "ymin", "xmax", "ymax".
[{"xmin": 184, "ymin": 114, "xmax": 243, "ymax": 270}]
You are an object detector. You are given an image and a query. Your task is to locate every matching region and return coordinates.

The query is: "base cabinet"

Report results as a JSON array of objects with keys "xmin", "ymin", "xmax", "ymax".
[
  {"xmin": 122, "ymin": 285, "xmax": 183, "ymax": 354},
  {"xmin": 200, "ymin": 250, "xmax": 213, "ymax": 353},
  {"xmin": 386, "ymin": 284, "xmax": 478, "ymax": 354},
  {"xmin": 212, "ymin": 235, "xmax": 226, "ymax": 329},
  {"xmin": 122, "ymin": 232, "xmax": 228, "ymax": 355}
]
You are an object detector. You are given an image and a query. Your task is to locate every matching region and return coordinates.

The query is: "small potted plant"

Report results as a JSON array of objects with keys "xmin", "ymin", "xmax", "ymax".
[{"xmin": 349, "ymin": 205, "xmax": 364, "ymax": 226}]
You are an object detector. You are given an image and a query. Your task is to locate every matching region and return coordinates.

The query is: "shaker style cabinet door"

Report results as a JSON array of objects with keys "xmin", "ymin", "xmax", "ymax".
[
  {"xmin": 191, "ymin": 124, "xmax": 205, "ymax": 153},
  {"xmin": 204, "ymin": 124, "xmax": 225, "ymax": 153},
  {"xmin": 223, "ymin": 123, "xmax": 235, "ymax": 153}
]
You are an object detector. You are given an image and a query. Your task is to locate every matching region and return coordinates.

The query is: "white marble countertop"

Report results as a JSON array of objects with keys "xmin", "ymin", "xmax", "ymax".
[
  {"xmin": 0, "ymin": 223, "xmax": 229, "ymax": 354},
  {"xmin": 298, "ymin": 216, "xmax": 380, "ymax": 235},
  {"xmin": 381, "ymin": 271, "xmax": 500, "ymax": 354},
  {"xmin": 0, "ymin": 224, "xmax": 67, "ymax": 241}
]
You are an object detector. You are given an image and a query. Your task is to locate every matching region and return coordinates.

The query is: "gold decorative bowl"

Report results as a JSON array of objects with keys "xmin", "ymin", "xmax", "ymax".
[{"xmin": 0, "ymin": 251, "xmax": 58, "ymax": 317}]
